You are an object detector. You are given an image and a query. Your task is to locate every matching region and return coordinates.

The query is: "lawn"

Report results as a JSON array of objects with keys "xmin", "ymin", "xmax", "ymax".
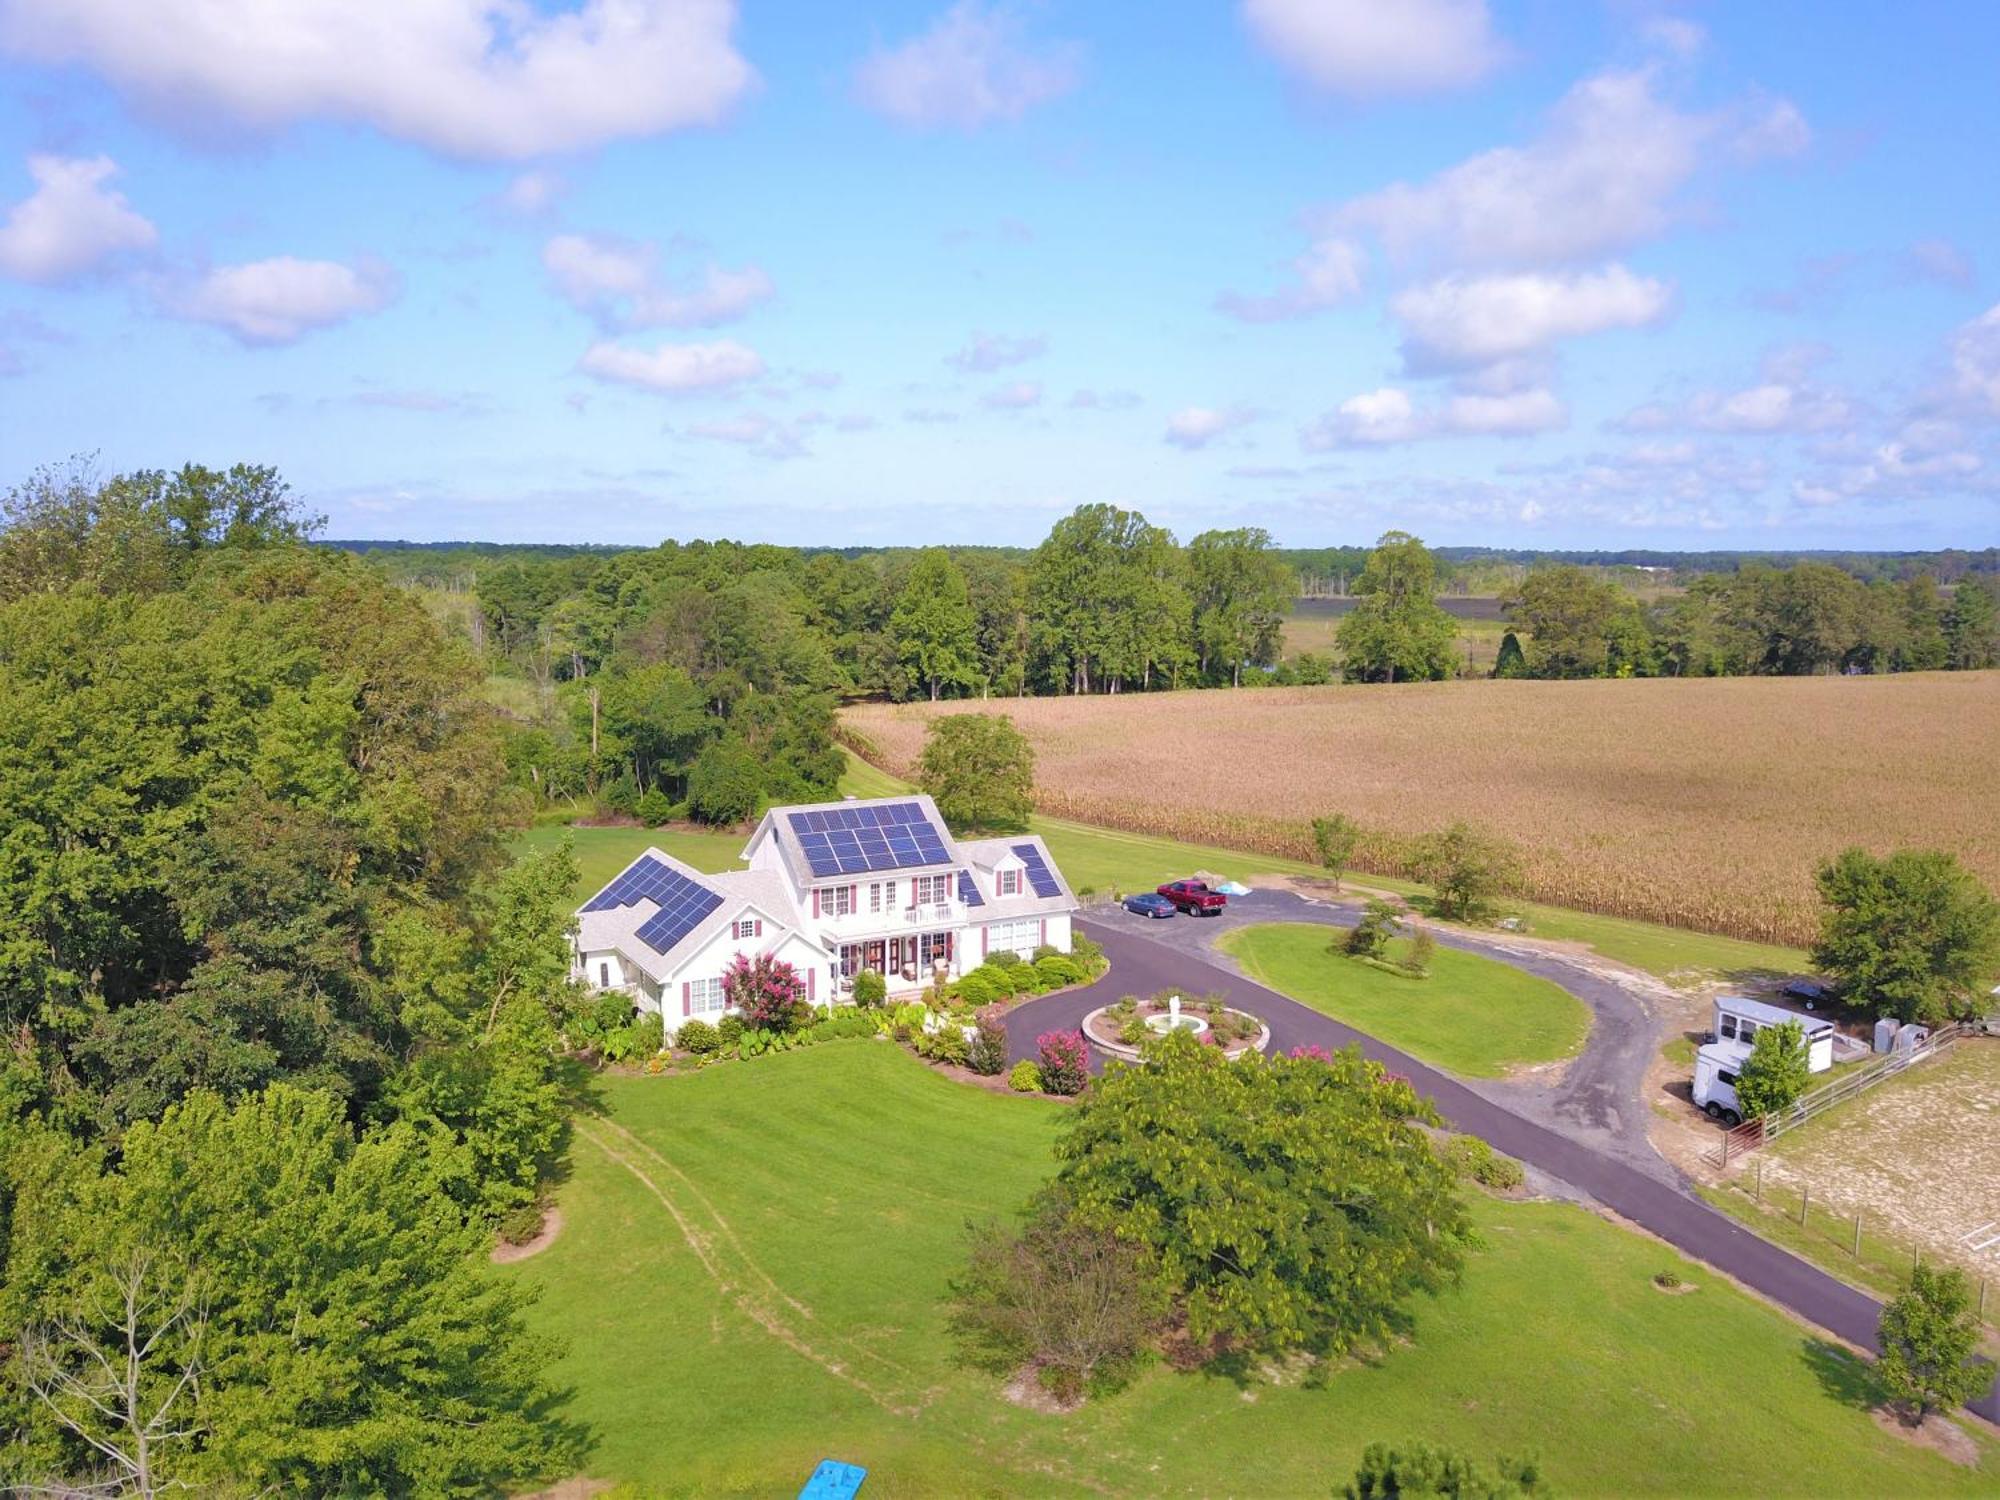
[
  {"xmin": 507, "ymin": 1043, "xmax": 1995, "ymax": 1496},
  {"xmin": 1217, "ymin": 922, "xmax": 1592, "ymax": 1078}
]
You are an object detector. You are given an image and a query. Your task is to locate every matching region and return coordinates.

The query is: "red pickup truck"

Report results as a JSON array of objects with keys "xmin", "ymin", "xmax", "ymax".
[{"xmin": 1157, "ymin": 879, "xmax": 1227, "ymax": 916}]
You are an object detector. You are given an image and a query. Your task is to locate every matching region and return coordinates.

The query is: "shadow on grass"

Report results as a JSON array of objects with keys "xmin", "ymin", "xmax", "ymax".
[{"xmin": 1803, "ymin": 1337, "xmax": 1881, "ymax": 1412}]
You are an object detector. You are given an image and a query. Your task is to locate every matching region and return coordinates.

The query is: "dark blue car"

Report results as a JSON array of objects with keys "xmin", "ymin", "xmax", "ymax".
[{"xmin": 1123, "ymin": 892, "xmax": 1177, "ymax": 919}]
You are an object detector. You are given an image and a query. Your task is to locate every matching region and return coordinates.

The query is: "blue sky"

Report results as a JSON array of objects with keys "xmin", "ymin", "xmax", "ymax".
[{"xmin": 1, "ymin": 1, "xmax": 1997, "ymax": 550}]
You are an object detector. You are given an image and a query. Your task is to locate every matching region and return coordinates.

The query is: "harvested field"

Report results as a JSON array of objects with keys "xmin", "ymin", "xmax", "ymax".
[{"xmin": 842, "ymin": 672, "xmax": 2000, "ymax": 945}]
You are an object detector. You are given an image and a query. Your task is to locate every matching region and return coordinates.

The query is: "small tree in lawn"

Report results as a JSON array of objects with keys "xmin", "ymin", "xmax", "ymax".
[
  {"xmin": 1412, "ymin": 822, "xmax": 1520, "ymax": 921},
  {"xmin": 1733, "ymin": 1019, "xmax": 1810, "ymax": 1120},
  {"xmin": 1311, "ymin": 814, "xmax": 1361, "ymax": 889},
  {"xmin": 1345, "ymin": 1440, "xmax": 1547, "ymax": 1499},
  {"xmin": 1344, "ymin": 899, "xmax": 1402, "ymax": 959},
  {"xmin": 1812, "ymin": 847, "xmax": 2000, "ymax": 1026},
  {"xmin": 723, "ymin": 952, "xmax": 807, "ymax": 1032},
  {"xmin": 1876, "ymin": 1264, "xmax": 1985, "ymax": 1425},
  {"xmin": 918, "ymin": 713, "xmax": 1036, "ymax": 833}
]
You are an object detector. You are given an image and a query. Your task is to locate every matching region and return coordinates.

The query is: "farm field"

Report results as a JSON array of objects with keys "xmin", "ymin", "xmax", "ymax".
[
  {"xmin": 1282, "ymin": 598, "xmax": 1509, "ymax": 675},
  {"xmin": 506, "ymin": 1043, "xmax": 1997, "ymax": 1496},
  {"xmin": 841, "ymin": 672, "xmax": 2000, "ymax": 947},
  {"xmin": 1217, "ymin": 922, "xmax": 1591, "ymax": 1077}
]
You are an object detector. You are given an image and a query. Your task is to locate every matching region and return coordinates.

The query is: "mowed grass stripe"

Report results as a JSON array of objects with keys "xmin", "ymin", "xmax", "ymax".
[{"xmin": 510, "ymin": 1044, "xmax": 1995, "ymax": 1496}]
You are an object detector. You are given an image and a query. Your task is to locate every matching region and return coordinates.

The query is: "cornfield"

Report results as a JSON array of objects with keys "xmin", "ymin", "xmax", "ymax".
[{"xmin": 842, "ymin": 672, "xmax": 2000, "ymax": 947}]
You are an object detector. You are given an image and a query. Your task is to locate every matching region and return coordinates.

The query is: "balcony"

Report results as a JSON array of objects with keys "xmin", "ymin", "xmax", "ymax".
[{"xmin": 902, "ymin": 901, "xmax": 957, "ymax": 926}]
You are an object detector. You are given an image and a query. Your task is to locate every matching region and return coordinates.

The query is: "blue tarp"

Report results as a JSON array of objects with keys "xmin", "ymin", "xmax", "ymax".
[{"xmin": 799, "ymin": 1459, "xmax": 868, "ymax": 1499}]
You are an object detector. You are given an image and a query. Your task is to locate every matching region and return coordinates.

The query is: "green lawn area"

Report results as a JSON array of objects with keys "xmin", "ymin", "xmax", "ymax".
[
  {"xmin": 1217, "ymin": 921, "xmax": 1592, "ymax": 1078},
  {"xmin": 508, "ymin": 1043, "xmax": 1995, "ymax": 1496}
]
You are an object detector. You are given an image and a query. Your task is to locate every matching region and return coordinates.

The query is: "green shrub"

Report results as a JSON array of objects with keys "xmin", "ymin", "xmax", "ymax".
[
  {"xmin": 635, "ymin": 787, "xmax": 674, "ymax": 826},
  {"xmin": 1442, "ymin": 1134, "xmax": 1525, "ymax": 1191},
  {"xmin": 1119, "ymin": 1016, "xmax": 1151, "ymax": 1047},
  {"xmin": 1008, "ymin": 1059, "xmax": 1042, "ymax": 1092},
  {"xmin": 676, "ymin": 1017, "xmax": 720, "ymax": 1055},
  {"xmin": 810, "ymin": 1011, "xmax": 877, "ymax": 1043},
  {"xmin": 968, "ymin": 1013, "xmax": 1009, "ymax": 1075},
  {"xmin": 923, "ymin": 1024, "xmax": 971, "ymax": 1067},
  {"xmin": 852, "ymin": 969, "xmax": 887, "ymax": 1007},
  {"xmin": 1345, "ymin": 899, "xmax": 1401, "ymax": 959},
  {"xmin": 496, "ymin": 1199, "xmax": 549, "ymax": 1247},
  {"xmin": 892, "ymin": 1001, "xmax": 931, "ymax": 1031},
  {"xmin": 1034, "ymin": 954, "xmax": 1084, "ymax": 988},
  {"xmin": 987, "ymin": 948, "xmax": 1031, "ymax": 973},
  {"xmin": 1406, "ymin": 929, "xmax": 1437, "ymax": 977},
  {"xmin": 955, "ymin": 970, "xmax": 1001, "ymax": 1008},
  {"xmin": 716, "ymin": 1013, "xmax": 745, "ymax": 1048},
  {"xmin": 1033, "ymin": 944, "xmax": 1061, "ymax": 963},
  {"xmin": 1070, "ymin": 934, "xmax": 1104, "ymax": 973},
  {"xmin": 1111, "ymin": 996, "xmax": 1138, "ymax": 1018}
]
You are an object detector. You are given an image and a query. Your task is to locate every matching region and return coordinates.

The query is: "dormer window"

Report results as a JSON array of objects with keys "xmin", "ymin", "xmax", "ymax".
[
  {"xmin": 998, "ymin": 868, "xmax": 1021, "ymax": 897},
  {"xmin": 734, "ymin": 917, "xmax": 758, "ymax": 940}
]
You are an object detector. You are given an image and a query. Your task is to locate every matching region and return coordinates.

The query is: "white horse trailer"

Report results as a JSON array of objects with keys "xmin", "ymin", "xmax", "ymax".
[
  {"xmin": 1692, "ymin": 1041, "xmax": 1750, "ymax": 1126},
  {"xmin": 1712, "ymin": 995, "xmax": 1835, "ymax": 1073}
]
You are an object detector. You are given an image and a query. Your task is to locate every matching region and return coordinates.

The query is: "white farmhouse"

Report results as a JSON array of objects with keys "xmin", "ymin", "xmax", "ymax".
[{"xmin": 570, "ymin": 794, "xmax": 1079, "ymax": 1034}]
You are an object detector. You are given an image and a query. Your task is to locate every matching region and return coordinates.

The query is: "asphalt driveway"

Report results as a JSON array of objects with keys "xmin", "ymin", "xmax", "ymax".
[{"xmin": 1004, "ymin": 909, "xmax": 1999, "ymax": 1424}]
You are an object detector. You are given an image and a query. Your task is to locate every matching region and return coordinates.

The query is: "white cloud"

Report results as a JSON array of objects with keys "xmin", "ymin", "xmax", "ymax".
[
  {"xmin": 1302, "ymin": 384, "xmax": 1565, "ymax": 447},
  {"xmin": 684, "ymin": 411, "xmax": 806, "ymax": 459},
  {"xmin": 0, "ymin": 0, "xmax": 754, "ymax": 160},
  {"xmin": 170, "ymin": 256, "xmax": 397, "ymax": 345},
  {"xmin": 946, "ymin": 331, "xmax": 1045, "ymax": 372},
  {"xmin": 1068, "ymin": 388, "xmax": 1141, "ymax": 410},
  {"xmin": 982, "ymin": 380, "xmax": 1041, "ymax": 409},
  {"xmin": 1905, "ymin": 238, "xmax": 1975, "ymax": 290},
  {"xmin": 493, "ymin": 170, "xmax": 568, "ymax": 219},
  {"xmin": 1216, "ymin": 235, "xmax": 1365, "ymax": 323},
  {"xmin": 1329, "ymin": 66, "xmax": 1808, "ymax": 271},
  {"xmin": 1951, "ymin": 303, "xmax": 2000, "ymax": 415},
  {"xmin": 578, "ymin": 337, "xmax": 764, "ymax": 393},
  {"xmin": 1163, "ymin": 405, "xmax": 1257, "ymax": 449},
  {"xmin": 1241, "ymin": 0, "xmax": 1503, "ymax": 99},
  {"xmin": 855, "ymin": 2, "xmax": 1080, "ymax": 130},
  {"xmin": 0, "ymin": 153, "xmax": 155, "ymax": 284},
  {"xmin": 1392, "ymin": 264, "xmax": 1673, "ymax": 370},
  {"xmin": 1639, "ymin": 15, "xmax": 1706, "ymax": 58},
  {"xmin": 543, "ymin": 232, "xmax": 773, "ymax": 331},
  {"xmin": 1616, "ymin": 369, "xmax": 1855, "ymax": 435}
]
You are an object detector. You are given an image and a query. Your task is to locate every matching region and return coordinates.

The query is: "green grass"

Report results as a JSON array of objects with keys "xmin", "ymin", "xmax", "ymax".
[
  {"xmin": 1217, "ymin": 922, "xmax": 1592, "ymax": 1078},
  {"xmin": 509, "ymin": 1043, "xmax": 1995, "ymax": 1496}
]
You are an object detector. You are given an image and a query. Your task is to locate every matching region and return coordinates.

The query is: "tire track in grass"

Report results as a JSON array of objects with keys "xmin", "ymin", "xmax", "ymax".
[{"xmin": 574, "ymin": 1117, "xmax": 936, "ymax": 1416}]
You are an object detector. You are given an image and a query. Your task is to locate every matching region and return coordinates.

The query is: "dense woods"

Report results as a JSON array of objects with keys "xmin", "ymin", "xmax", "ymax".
[{"xmin": 0, "ymin": 462, "xmax": 582, "ymax": 1493}]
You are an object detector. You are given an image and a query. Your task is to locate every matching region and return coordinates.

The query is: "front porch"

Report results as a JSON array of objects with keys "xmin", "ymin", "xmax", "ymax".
[{"xmin": 835, "ymin": 929, "xmax": 958, "ymax": 993}]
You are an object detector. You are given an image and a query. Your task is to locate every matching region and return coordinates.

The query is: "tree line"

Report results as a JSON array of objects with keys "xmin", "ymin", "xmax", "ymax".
[{"xmin": 0, "ymin": 461, "xmax": 586, "ymax": 1493}]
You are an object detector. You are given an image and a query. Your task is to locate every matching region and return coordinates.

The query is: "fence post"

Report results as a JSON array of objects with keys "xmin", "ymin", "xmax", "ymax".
[
  {"xmin": 1755, "ymin": 1159, "xmax": 1763, "ymax": 1203},
  {"xmin": 1799, "ymin": 1184, "xmax": 1809, "ymax": 1227},
  {"xmin": 1851, "ymin": 1212, "xmax": 1861, "ymax": 1258},
  {"xmin": 1720, "ymin": 1127, "xmax": 1729, "ymax": 1169},
  {"xmin": 1981, "ymin": 1278, "xmax": 1988, "ymax": 1322}
]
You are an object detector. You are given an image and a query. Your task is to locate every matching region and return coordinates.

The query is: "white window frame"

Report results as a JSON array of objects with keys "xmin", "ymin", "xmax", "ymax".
[
  {"xmin": 734, "ymin": 917, "xmax": 757, "ymax": 940},
  {"xmin": 869, "ymin": 882, "xmax": 882, "ymax": 914},
  {"xmin": 987, "ymin": 917, "xmax": 1041, "ymax": 956},
  {"xmin": 914, "ymin": 873, "xmax": 951, "ymax": 906},
  {"xmin": 689, "ymin": 976, "xmax": 727, "ymax": 1015},
  {"xmin": 826, "ymin": 885, "xmax": 855, "ymax": 917},
  {"xmin": 998, "ymin": 868, "xmax": 1020, "ymax": 897}
]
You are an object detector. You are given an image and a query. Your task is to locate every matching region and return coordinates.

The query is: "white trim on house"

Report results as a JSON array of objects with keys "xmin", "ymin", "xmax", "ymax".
[{"xmin": 570, "ymin": 798, "xmax": 1082, "ymax": 1035}]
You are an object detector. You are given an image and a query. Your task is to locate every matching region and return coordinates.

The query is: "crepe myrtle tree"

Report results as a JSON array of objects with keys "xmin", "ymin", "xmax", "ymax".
[{"xmin": 723, "ymin": 952, "xmax": 808, "ymax": 1032}]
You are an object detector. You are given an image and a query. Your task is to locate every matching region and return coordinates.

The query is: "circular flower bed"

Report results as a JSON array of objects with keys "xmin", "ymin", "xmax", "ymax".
[{"xmin": 1082, "ymin": 992, "xmax": 1270, "ymax": 1062}]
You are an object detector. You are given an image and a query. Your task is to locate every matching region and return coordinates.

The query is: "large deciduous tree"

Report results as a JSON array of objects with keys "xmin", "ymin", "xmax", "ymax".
[
  {"xmin": 1336, "ymin": 532, "xmax": 1458, "ymax": 684},
  {"xmin": 1502, "ymin": 565, "xmax": 1652, "ymax": 679},
  {"xmin": 1028, "ymin": 503, "xmax": 1190, "ymax": 693},
  {"xmin": 1052, "ymin": 1035, "xmax": 1468, "ymax": 1366},
  {"xmin": 1876, "ymin": 1264, "xmax": 1987, "ymax": 1425},
  {"xmin": 1411, "ymin": 823, "xmax": 1521, "ymax": 921},
  {"xmin": 890, "ymin": 547, "xmax": 981, "ymax": 701},
  {"xmin": 918, "ymin": 713, "xmax": 1036, "ymax": 832},
  {"xmin": 1812, "ymin": 848, "xmax": 2000, "ymax": 1025},
  {"xmin": 1187, "ymin": 526, "xmax": 1292, "ymax": 686}
]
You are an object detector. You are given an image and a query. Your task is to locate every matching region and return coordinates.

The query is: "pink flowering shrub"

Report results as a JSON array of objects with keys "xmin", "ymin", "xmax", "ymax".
[
  {"xmin": 724, "ymin": 952, "xmax": 808, "ymax": 1031},
  {"xmin": 1036, "ymin": 1029, "xmax": 1089, "ymax": 1095},
  {"xmin": 1289, "ymin": 1045, "xmax": 1334, "ymax": 1064}
]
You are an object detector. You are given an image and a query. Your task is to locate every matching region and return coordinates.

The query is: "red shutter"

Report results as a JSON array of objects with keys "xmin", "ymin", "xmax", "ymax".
[
  {"xmin": 1039, "ymin": 919, "xmax": 1048, "ymax": 948},
  {"xmin": 755, "ymin": 918, "xmax": 764, "ymax": 938},
  {"xmin": 908, "ymin": 880, "xmax": 918, "ymax": 909},
  {"xmin": 807, "ymin": 965, "xmax": 816, "ymax": 1003},
  {"xmin": 812, "ymin": 888, "xmax": 820, "ymax": 919},
  {"xmin": 981, "ymin": 925, "xmax": 989, "ymax": 957},
  {"xmin": 681, "ymin": 981, "xmax": 692, "ymax": 1017}
]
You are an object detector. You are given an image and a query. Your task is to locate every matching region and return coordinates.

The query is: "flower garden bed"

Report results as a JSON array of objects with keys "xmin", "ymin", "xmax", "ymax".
[{"xmin": 1082, "ymin": 991, "xmax": 1269, "ymax": 1062}]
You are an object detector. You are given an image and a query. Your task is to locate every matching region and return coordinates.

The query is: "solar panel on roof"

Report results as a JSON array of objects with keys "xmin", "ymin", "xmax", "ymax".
[
  {"xmin": 580, "ymin": 854, "xmax": 724, "ymax": 953},
  {"xmin": 958, "ymin": 870, "xmax": 984, "ymax": 907},
  {"xmin": 1012, "ymin": 842, "xmax": 1062, "ymax": 898},
  {"xmin": 788, "ymin": 802, "xmax": 952, "ymax": 874}
]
